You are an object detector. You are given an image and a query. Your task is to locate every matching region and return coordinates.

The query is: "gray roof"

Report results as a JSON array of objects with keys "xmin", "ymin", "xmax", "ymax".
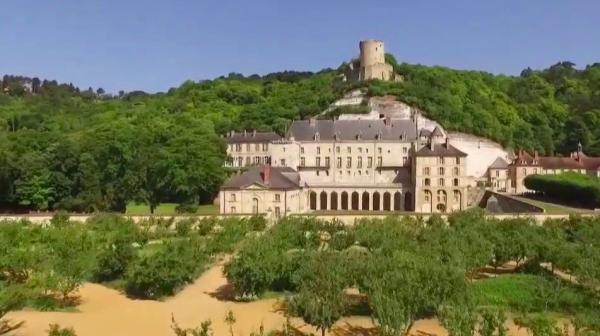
[
  {"xmin": 416, "ymin": 143, "xmax": 468, "ymax": 157},
  {"xmin": 287, "ymin": 119, "xmax": 417, "ymax": 141},
  {"xmin": 226, "ymin": 131, "xmax": 281, "ymax": 144},
  {"xmin": 489, "ymin": 157, "xmax": 509, "ymax": 169},
  {"xmin": 221, "ymin": 166, "xmax": 300, "ymax": 190},
  {"xmin": 431, "ymin": 126, "xmax": 444, "ymax": 137}
]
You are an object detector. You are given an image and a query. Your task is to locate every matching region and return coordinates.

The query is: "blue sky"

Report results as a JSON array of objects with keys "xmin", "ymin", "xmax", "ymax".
[{"xmin": 1, "ymin": 0, "xmax": 599, "ymax": 93}]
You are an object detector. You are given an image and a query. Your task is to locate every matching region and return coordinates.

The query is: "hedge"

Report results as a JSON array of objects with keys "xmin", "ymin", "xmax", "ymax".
[{"xmin": 524, "ymin": 172, "xmax": 600, "ymax": 208}]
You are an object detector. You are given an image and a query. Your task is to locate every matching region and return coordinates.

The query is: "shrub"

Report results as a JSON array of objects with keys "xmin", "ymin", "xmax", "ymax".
[
  {"xmin": 175, "ymin": 203, "xmax": 199, "ymax": 214},
  {"xmin": 175, "ymin": 218, "xmax": 195, "ymax": 237},
  {"xmin": 92, "ymin": 242, "xmax": 136, "ymax": 282},
  {"xmin": 124, "ymin": 240, "xmax": 207, "ymax": 299},
  {"xmin": 524, "ymin": 173, "xmax": 600, "ymax": 208},
  {"xmin": 47, "ymin": 324, "xmax": 77, "ymax": 336}
]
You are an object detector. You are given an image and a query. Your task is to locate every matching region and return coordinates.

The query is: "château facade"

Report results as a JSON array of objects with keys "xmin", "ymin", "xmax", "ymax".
[{"xmin": 219, "ymin": 117, "xmax": 470, "ymax": 217}]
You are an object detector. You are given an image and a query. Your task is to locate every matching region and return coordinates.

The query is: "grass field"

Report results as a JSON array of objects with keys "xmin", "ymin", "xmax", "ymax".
[
  {"xmin": 472, "ymin": 274, "xmax": 592, "ymax": 314},
  {"xmin": 125, "ymin": 203, "xmax": 218, "ymax": 215}
]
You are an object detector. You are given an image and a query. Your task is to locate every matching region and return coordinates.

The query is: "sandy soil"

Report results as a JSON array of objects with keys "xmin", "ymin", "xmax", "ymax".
[{"xmin": 7, "ymin": 261, "xmax": 531, "ymax": 336}]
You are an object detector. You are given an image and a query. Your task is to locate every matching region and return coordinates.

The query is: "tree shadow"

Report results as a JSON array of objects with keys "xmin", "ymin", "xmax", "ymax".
[
  {"xmin": 331, "ymin": 322, "xmax": 378, "ymax": 336},
  {"xmin": 206, "ymin": 283, "xmax": 237, "ymax": 301}
]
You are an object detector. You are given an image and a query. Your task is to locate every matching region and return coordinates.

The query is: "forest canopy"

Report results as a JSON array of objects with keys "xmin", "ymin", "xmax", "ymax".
[{"xmin": 1, "ymin": 58, "xmax": 599, "ymax": 212}]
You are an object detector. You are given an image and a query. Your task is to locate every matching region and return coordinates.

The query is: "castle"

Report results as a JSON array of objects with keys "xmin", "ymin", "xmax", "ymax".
[
  {"xmin": 218, "ymin": 40, "xmax": 600, "ymax": 218},
  {"xmin": 342, "ymin": 40, "xmax": 397, "ymax": 82}
]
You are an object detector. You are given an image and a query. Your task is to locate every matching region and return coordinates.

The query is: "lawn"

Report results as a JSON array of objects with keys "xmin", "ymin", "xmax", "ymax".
[
  {"xmin": 472, "ymin": 274, "xmax": 594, "ymax": 315},
  {"xmin": 125, "ymin": 203, "xmax": 218, "ymax": 216}
]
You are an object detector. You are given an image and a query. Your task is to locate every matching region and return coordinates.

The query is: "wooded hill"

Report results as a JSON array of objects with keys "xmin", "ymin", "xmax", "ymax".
[{"xmin": 1, "ymin": 58, "xmax": 599, "ymax": 211}]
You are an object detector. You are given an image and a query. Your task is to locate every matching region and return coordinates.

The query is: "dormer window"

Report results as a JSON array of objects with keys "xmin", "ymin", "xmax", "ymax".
[{"xmin": 314, "ymin": 132, "xmax": 320, "ymax": 141}]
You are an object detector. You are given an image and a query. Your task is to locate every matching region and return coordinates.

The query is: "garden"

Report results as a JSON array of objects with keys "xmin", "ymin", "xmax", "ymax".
[{"xmin": 1, "ymin": 210, "xmax": 600, "ymax": 336}]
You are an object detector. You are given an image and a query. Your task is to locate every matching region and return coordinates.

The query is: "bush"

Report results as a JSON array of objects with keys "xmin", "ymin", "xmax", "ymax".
[
  {"xmin": 175, "ymin": 218, "xmax": 195, "ymax": 236},
  {"xmin": 175, "ymin": 203, "xmax": 199, "ymax": 214},
  {"xmin": 92, "ymin": 242, "xmax": 136, "ymax": 282},
  {"xmin": 524, "ymin": 173, "xmax": 600, "ymax": 208},
  {"xmin": 124, "ymin": 240, "xmax": 207, "ymax": 299},
  {"xmin": 47, "ymin": 324, "xmax": 77, "ymax": 336}
]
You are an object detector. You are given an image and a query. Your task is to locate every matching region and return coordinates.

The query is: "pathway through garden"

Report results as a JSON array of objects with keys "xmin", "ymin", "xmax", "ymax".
[{"xmin": 7, "ymin": 260, "xmax": 529, "ymax": 336}]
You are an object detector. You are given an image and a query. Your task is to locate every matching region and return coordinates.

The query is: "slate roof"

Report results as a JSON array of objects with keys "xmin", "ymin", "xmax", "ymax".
[
  {"xmin": 221, "ymin": 166, "xmax": 300, "ymax": 190},
  {"xmin": 415, "ymin": 143, "xmax": 468, "ymax": 157},
  {"xmin": 226, "ymin": 132, "xmax": 281, "ymax": 144},
  {"xmin": 511, "ymin": 150, "xmax": 600, "ymax": 170},
  {"xmin": 287, "ymin": 119, "xmax": 417, "ymax": 141},
  {"xmin": 489, "ymin": 157, "xmax": 509, "ymax": 169}
]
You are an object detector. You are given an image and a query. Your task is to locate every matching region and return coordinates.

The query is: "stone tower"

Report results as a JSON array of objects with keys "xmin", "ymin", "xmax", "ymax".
[{"xmin": 358, "ymin": 39, "xmax": 394, "ymax": 81}]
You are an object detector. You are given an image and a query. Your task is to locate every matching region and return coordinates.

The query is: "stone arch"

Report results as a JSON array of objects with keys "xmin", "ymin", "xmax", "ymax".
[
  {"xmin": 372, "ymin": 192, "xmax": 381, "ymax": 211},
  {"xmin": 453, "ymin": 190, "xmax": 462, "ymax": 212},
  {"xmin": 436, "ymin": 190, "xmax": 447, "ymax": 213},
  {"xmin": 393, "ymin": 192, "xmax": 402, "ymax": 211},
  {"xmin": 351, "ymin": 192, "xmax": 359, "ymax": 210},
  {"xmin": 330, "ymin": 192, "xmax": 338, "ymax": 211},
  {"xmin": 404, "ymin": 191, "xmax": 413, "ymax": 211},
  {"xmin": 362, "ymin": 192, "xmax": 370, "ymax": 211},
  {"xmin": 341, "ymin": 192, "xmax": 349, "ymax": 210},
  {"xmin": 383, "ymin": 192, "xmax": 391, "ymax": 211},
  {"xmin": 309, "ymin": 191, "xmax": 317, "ymax": 210},
  {"xmin": 320, "ymin": 191, "xmax": 328, "ymax": 210}
]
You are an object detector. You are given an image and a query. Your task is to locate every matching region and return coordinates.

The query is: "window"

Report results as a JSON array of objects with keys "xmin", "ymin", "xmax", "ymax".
[
  {"xmin": 274, "ymin": 207, "xmax": 281, "ymax": 218},
  {"xmin": 237, "ymin": 157, "xmax": 243, "ymax": 167},
  {"xmin": 403, "ymin": 147, "xmax": 408, "ymax": 154},
  {"xmin": 424, "ymin": 167, "xmax": 430, "ymax": 175},
  {"xmin": 378, "ymin": 147, "xmax": 382, "ymax": 154},
  {"xmin": 325, "ymin": 157, "xmax": 330, "ymax": 167},
  {"xmin": 424, "ymin": 178, "xmax": 431, "ymax": 186},
  {"xmin": 368, "ymin": 157, "xmax": 373, "ymax": 168},
  {"xmin": 317, "ymin": 147, "xmax": 321, "ymax": 155},
  {"xmin": 255, "ymin": 144, "xmax": 260, "ymax": 151},
  {"xmin": 454, "ymin": 167, "xmax": 459, "ymax": 176},
  {"xmin": 252, "ymin": 198, "xmax": 259, "ymax": 214},
  {"xmin": 403, "ymin": 157, "xmax": 408, "ymax": 165},
  {"xmin": 439, "ymin": 157, "xmax": 445, "ymax": 164},
  {"xmin": 453, "ymin": 178, "xmax": 459, "ymax": 187},
  {"xmin": 274, "ymin": 194, "xmax": 281, "ymax": 202},
  {"xmin": 336, "ymin": 146, "xmax": 340, "ymax": 153},
  {"xmin": 236, "ymin": 144, "xmax": 242, "ymax": 152},
  {"xmin": 230, "ymin": 194, "xmax": 236, "ymax": 202},
  {"xmin": 366, "ymin": 169, "xmax": 370, "ymax": 175},
  {"xmin": 346, "ymin": 157, "xmax": 352, "ymax": 168},
  {"xmin": 357, "ymin": 157, "xmax": 363, "ymax": 168},
  {"xmin": 358, "ymin": 147, "xmax": 362, "ymax": 153},
  {"xmin": 456, "ymin": 157, "xmax": 460, "ymax": 164},
  {"xmin": 358, "ymin": 170, "xmax": 362, "ymax": 176},
  {"xmin": 347, "ymin": 146, "xmax": 351, "ymax": 154},
  {"xmin": 495, "ymin": 170, "xmax": 499, "ymax": 177},
  {"xmin": 281, "ymin": 159, "xmax": 286, "ymax": 167},
  {"xmin": 301, "ymin": 157, "xmax": 305, "ymax": 166},
  {"xmin": 316, "ymin": 170, "xmax": 320, "ymax": 176},
  {"xmin": 300, "ymin": 147, "xmax": 304, "ymax": 154},
  {"xmin": 246, "ymin": 144, "xmax": 251, "ymax": 151},
  {"xmin": 246, "ymin": 157, "xmax": 251, "ymax": 166},
  {"xmin": 425, "ymin": 194, "xmax": 430, "ymax": 202},
  {"xmin": 254, "ymin": 156, "xmax": 260, "ymax": 164},
  {"xmin": 263, "ymin": 143, "xmax": 268, "ymax": 151},
  {"xmin": 439, "ymin": 178, "xmax": 445, "ymax": 187},
  {"xmin": 316, "ymin": 157, "xmax": 321, "ymax": 167},
  {"xmin": 336, "ymin": 157, "xmax": 342, "ymax": 168},
  {"xmin": 377, "ymin": 156, "xmax": 382, "ymax": 167},
  {"xmin": 230, "ymin": 206, "xmax": 236, "ymax": 213},
  {"xmin": 439, "ymin": 167, "xmax": 445, "ymax": 175}
]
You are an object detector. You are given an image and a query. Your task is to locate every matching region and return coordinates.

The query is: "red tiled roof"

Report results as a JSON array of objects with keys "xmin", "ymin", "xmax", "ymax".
[{"xmin": 511, "ymin": 150, "xmax": 600, "ymax": 170}]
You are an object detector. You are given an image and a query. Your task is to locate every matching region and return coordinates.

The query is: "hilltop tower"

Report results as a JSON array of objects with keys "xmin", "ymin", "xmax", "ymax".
[{"xmin": 358, "ymin": 39, "xmax": 394, "ymax": 81}]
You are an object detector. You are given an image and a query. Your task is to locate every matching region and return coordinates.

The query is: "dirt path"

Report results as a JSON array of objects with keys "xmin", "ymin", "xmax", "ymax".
[{"xmin": 7, "ymin": 261, "xmax": 530, "ymax": 336}]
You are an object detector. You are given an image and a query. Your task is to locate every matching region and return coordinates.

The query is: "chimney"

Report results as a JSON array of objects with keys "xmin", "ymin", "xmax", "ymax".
[
  {"xmin": 252, "ymin": 129, "xmax": 257, "ymax": 137},
  {"xmin": 384, "ymin": 116, "xmax": 391, "ymax": 126},
  {"xmin": 429, "ymin": 139, "xmax": 434, "ymax": 150},
  {"xmin": 243, "ymin": 130, "xmax": 247, "ymax": 137},
  {"xmin": 231, "ymin": 130, "xmax": 235, "ymax": 136},
  {"xmin": 309, "ymin": 118, "xmax": 316, "ymax": 126},
  {"xmin": 445, "ymin": 137, "xmax": 450, "ymax": 148},
  {"xmin": 262, "ymin": 165, "xmax": 271, "ymax": 185},
  {"xmin": 534, "ymin": 150, "xmax": 539, "ymax": 160}
]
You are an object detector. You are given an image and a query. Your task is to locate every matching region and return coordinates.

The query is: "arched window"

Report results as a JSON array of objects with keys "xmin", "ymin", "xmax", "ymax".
[
  {"xmin": 393, "ymin": 192, "xmax": 402, "ymax": 211},
  {"xmin": 341, "ymin": 192, "xmax": 349, "ymax": 210},
  {"xmin": 362, "ymin": 192, "xmax": 370, "ymax": 211},
  {"xmin": 320, "ymin": 191, "xmax": 328, "ymax": 210},
  {"xmin": 309, "ymin": 192, "xmax": 317, "ymax": 210},
  {"xmin": 330, "ymin": 192, "xmax": 338, "ymax": 211},
  {"xmin": 373, "ymin": 192, "xmax": 381, "ymax": 211},
  {"xmin": 252, "ymin": 198, "xmax": 259, "ymax": 214}
]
